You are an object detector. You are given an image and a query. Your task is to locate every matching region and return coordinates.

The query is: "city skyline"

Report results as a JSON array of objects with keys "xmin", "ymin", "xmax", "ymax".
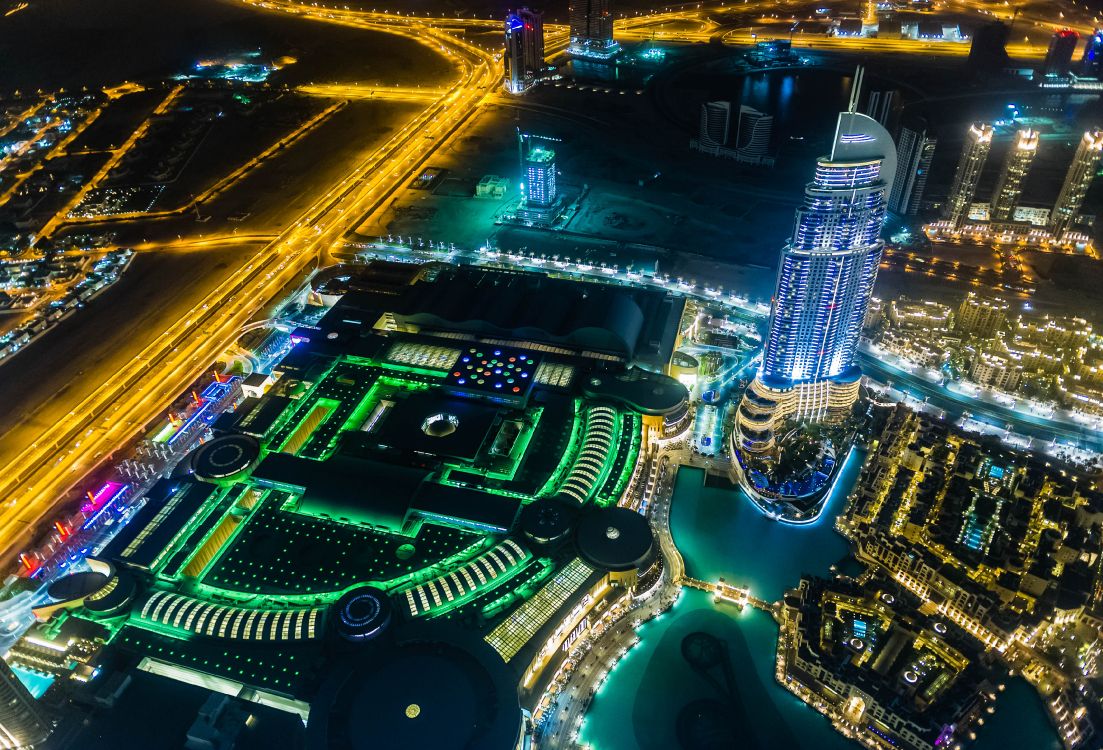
[{"xmin": 2, "ymin": 1, "xmax": 1103, "ymax": 749}]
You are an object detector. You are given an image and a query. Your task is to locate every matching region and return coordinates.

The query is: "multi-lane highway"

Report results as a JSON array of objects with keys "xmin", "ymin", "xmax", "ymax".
[
  {"xmin": 4, "ymin": 0, "xmax": 1098, "ymax": 568},
  {"xmin": 0, "ymin": 6, "xmax": 499, "ymax": 567}
]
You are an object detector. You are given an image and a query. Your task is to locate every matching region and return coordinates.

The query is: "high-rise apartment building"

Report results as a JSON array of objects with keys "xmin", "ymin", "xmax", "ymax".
[
  {"xmin": 945, "ymin": 123, "xmax": 993, "ymax": 230},
  {"xmin": 889, "ymin": 117, "xmax": 936, "ymax": 215},
  {"xmin": 519, "ymin": 134, "xmax": 558, "ymax": 208},
  {"xmin": 735, "ymin": 72, "xmax": 896, "ymax": 460},
  {"xmin": 1043, "ymin": 29, "xmax": 1080, "ymax": 77},
  {"xmin": 956, "ymin": 292, "xmax": 1009, "ymax": 336},
  {"xmin": 0, "ymin": 659, "xmax": 51, "ymax": 749},
  {"xmin": 698, "ymin": 101, "xmax": 731, "ymax": 149},
  {"xmin": 1081, "ymin": 29, "xmax": 1103, "ymax": 78},
  {"xmin": 864, "ymin": 89, "xmax": 896, "ymax": 128},
  {"xmin": 504, "ymin": 9, "xmax": 545, "ymax": 94},
  {"xmin": 567, "ymin": 0, "xmax": 618, "ymax": 59},
  {"xmin": 968, "ymin": 22, "xmax": 1010, "ymax": 73},
  {"xmin": 1050, "ymin": 129, "xmax": 1103, "ymax": 239},
  {"xmin": 989, "ymin": 129, "xmax": 1038, "ymax": 222},
  {"xmin": 733, "ymin": 105, "xmax": 773, "ymax": 160}
]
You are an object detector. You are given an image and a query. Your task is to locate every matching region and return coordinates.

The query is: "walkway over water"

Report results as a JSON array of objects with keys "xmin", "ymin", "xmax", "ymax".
[{"xmin": 680, "ymin": 576, "xmax": 779, "ymax": 619}]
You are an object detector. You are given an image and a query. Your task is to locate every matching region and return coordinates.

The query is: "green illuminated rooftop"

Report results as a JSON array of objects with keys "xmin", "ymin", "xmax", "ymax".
[{"xmin": 526, "ymin": 146, "xmax": 555, "ymax": 164}]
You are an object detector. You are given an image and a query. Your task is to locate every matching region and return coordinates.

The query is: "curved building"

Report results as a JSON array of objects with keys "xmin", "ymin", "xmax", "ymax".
[
  {"xmin": 575, "ymin": 505, "xmax": 656, "ymax": 585},
  {"xmin": 734, "ymin": 70, "xmax": 895, "ymax": 522}
]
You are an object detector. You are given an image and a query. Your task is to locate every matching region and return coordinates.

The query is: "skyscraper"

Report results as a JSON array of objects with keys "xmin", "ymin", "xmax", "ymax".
[
  {"xmin": 968, "ymin": 21, "xmax": 1010, "ymax": 73},
  {"xmin": 0, "ymin": 659, "xmax": 51, "ymax": 749},
  {"xmin": 1043, "ymin": 29, "xmax": 1080, "ymax": 77},
  {"xmin": 1080, "ymin": 29, "xmax": 1103, "ymax": 78},
  {"xmin": 989, "ymin": 129, "xmax": 1038, "ymax": 222},
  {"xmin": 1050, "ymin": 129, "xmax": 1103, "ymax": 239},
  {"xmin": 945, "ymin": 123, "xmax": 994, "ymax": 230},
  {"xmin": 864, "ymin": 89, "xmax": 895, "ymax": 129},
  {"xmin": 698, "ymin": 101, "xmax": 731, "ymax": 150},
  {"xmin": 504, "ymin": 9, "xmax": 545, "ymax": 95},
  {"xmin": 568, "ymin": 0, "xmax": 618, "ymax": 59},
  {"xmin": 889, "ymin": 117, "xmax": 937, "ymax": 215},
  {"xmin": 519, "ymin": 133, "xmax": 558, "ymax": 208},
  {"xmin": 735, "ymin": 69, "xmax": 896, "ymax": 457},
  {"xmin": 733, "ymin": 105, "xmax": 773, "ymax": 160}
]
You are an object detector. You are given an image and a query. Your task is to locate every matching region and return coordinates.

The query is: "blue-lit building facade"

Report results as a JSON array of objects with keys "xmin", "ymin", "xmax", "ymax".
[
  {"xmin": 732, "ymin": 107, "xmax": 896, "ymax": 522},
  {"xmin": 567, "ymin": 0, "xmax": 619, "ymax": 60},
  {"xmin": 1081, "ymin": 29, "xmax": 1103, "ymax": 78},
  {"xmin": 504, "ymin": 8, "xmax": 545, "ymax": 94},
  {"xmin": 520, "ymin": 136, "xmax": 557, "ymax": 209}
]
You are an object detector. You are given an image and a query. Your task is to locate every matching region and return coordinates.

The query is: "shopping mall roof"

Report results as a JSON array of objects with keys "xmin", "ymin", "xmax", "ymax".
[
  {"xmin": 307, "ymin": 624, "xmax": 520, "ymax": 750},
  {"xmin": 581, "ymin": 367, "xmax": 689, "ymax": 415},
  {"xmin": 575, "ymin": 506, "xmax": 655, "ymax": 572},
  {"xmin": 325, "ymin": 267, "xmax": 685, "ymax": 369},
  {"xmin": 251, "ymin": 453, "xmax": 428, "ymax": 533},
  {"xmin": 410, "ymin": 482, "xmax": 520, "ymax": 533},
  {"xmin": 368, "ymin": 392, "xmax": 500, "ymax": 462},
  {"xmin": 97, "ymin": 480, "xmax": 216, "ymax": 572}
]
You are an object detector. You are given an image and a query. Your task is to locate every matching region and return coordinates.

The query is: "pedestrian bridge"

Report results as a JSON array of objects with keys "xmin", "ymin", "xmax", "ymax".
[{"xmin": 680, "ymin": 576, "xmax": 778, "ymax": 616}]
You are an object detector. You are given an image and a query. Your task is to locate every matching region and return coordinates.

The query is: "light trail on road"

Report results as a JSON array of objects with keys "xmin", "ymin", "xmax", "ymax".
[{"xmin": 0, "ymin": 4, "xmax": 499, "ymax": 568}]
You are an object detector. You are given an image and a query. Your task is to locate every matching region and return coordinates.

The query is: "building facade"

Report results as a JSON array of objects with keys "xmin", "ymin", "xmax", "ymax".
[
  {"xmin": 989, "ymin": 129, "xmax": 1038, "ymax": 223},
  {"xmin": 504, "ymin": 9, "xmax": 545, "ymax": 95},
  {"xmin": 1044, "ymin": 29, "xmax": 1080, "ymax": 77},
  {"xmin": 698, "ymin": 101, "xmax": 730, "ymax": 149},
  {"xmin": 864, "ymin": 89, "xmax": 895, "ymax": 128},
  {"xmin": 0, "ymin": 659, "xmax": 52, "ymax": 749},
  {"xmin": 956, "ymin": 292, "xmax": 1008, "ymax": 336},
  {"xmin": 1081, "ymin": 29, "xmax": 1103, "ymax": 78},
  {"xmin": 519, "ymin": 133, "xmax": 558, "ymax": 209},
  {"xmin": 733, "ymin": 105, "xmax": 773, "ymax": 160},
  {"xmin": 945, "ymin": 123, "xmax": 993, "ymax": 230},
  {"xmin": 889, "ymin": 118, "xmax": 936, "ymax": 215},
  {"xmin": 691, "ymin": 102, "xmax": 774, "ymax": 166},
  {"xmin": 735, "ymin": 100, "xmax": 896, "ymax": 454},
  {"xmin": 567, "ymin": 0, "xmax": 618, "ymax": 59},
  {"xmin": 1050, "ymin": 129, "xmax": 1103, "ymax": 239}
]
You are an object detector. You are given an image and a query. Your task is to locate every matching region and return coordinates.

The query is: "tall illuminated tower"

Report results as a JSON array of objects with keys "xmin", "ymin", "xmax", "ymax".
[
  {"xmin": 889, "ymin": 116, "xmax": 936, "ymax": 216},
  {"xmin": 568, "ymin": 0, "xmax": 618, "ymax": 59},
  {"xmin": 945, "ymin": 123, "xmax": 994, "ymax": 230},
  {"xmin": 518, "ymin": 132, "xmax": 558, "ymax": 209},
  {"xmin": 0, "ymin": 659, "xmax": 51, "ymax": 748},
  {"xmin": 1081, "ymin": 29, "xmax": 1103, "ymax": 78},
  {"xmin": 735, "ymin": 68, "xmax": 896, "ymax": 456},
  {"xmin": 1043, "ymin": 29, "xmax": 1079, "ymax": 77},
  {"xmin": 989, "ymin": 129, "xmax": 1038, "ymax": 222},
  {"xmin": 1050, "ymin": 129, "xmax": 1103, "ymax": 239},
  {"xmin": 504, "ymin": 9, "xmax": 544, "ymax": 94}
]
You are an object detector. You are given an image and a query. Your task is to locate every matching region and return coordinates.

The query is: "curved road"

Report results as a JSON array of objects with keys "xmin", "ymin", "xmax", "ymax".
[{"xmin": 0, "ymin": 6, "xmax": 499, "ymax": 567}]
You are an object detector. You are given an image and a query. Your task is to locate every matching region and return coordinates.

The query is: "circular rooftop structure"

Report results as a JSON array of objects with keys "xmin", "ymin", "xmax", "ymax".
[
  {"xmin": 45, "ymin": 567, "xmax": 135, "ymax": 616},
  {"xmin": 333, "ymin": 587, "xmax": 392, "ymax": 643},
  {"xmin": 190, "ymin": 434, "xmax": 260, "ymax": 481},
  {"xmin": 582, "ymin": 368, "xmax": 689, "ymax": 416},
  {"xmin": 519, "ymin": 498, "xmax": 576, "ymax": 546},
  {"xmin": 47, "ymin": 571, "xmax": 109, "ymax": 602},
  {"xmin": 421, "ymin": 413, "xmax": 459, "ymax": 438},
  {"xmin": 308, "ymin": 630, "xmax": 520, "ymax": 750},
  {"xmin": 671, "ymin": 350, "xmax": 700, "ymax": 370},
  {"xmin": 575, "ymin": 506, "xmax": 654, "ymax": 573}
]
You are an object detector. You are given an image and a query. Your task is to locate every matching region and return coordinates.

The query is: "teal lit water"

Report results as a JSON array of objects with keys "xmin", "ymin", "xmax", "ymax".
[
  {"xmin": 11, "ymin": 664, "xmax": 54, "ymax": 699},
  {"xmin": 580, "ymin": 460, "xmax": 1060, "ymax": 750}
]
